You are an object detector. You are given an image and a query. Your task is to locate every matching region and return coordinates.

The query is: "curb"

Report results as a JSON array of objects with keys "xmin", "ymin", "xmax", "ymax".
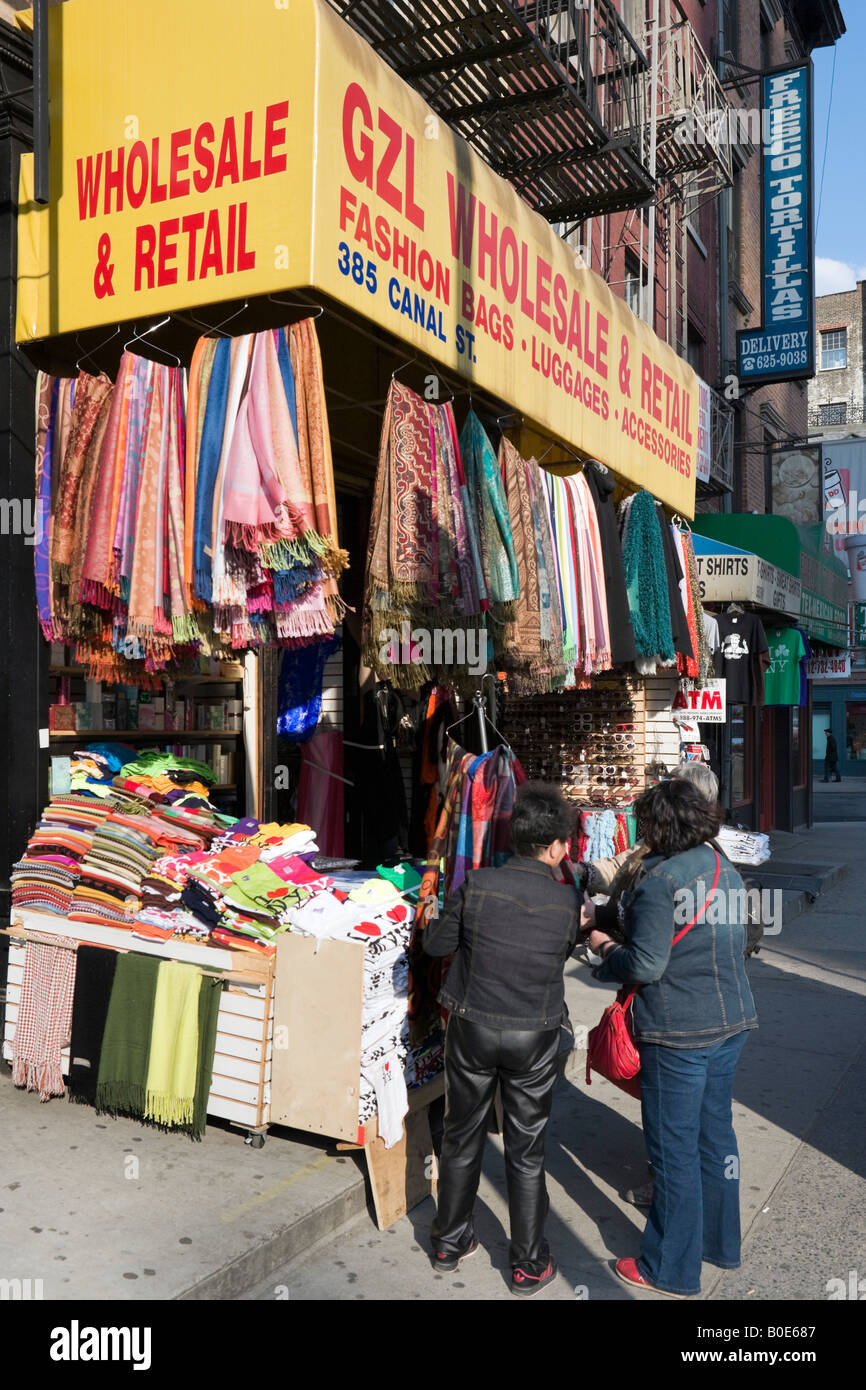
[{"xmin": 177, "ymin": 1168, "xmax": 370, "ymax": 1300}]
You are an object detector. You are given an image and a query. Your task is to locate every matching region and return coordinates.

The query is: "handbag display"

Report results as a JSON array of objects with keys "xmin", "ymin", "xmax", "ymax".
[{"xmin": 585, "ymin": 848, "xmax": 721, "ymax": 1099}]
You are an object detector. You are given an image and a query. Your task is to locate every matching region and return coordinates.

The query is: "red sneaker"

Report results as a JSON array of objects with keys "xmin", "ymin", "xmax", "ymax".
[{"xmin": 614, "ymin": 1257, "xmax": 689, "ymax": 1299}]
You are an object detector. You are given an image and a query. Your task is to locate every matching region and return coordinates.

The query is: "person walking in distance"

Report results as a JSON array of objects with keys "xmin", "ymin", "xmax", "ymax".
[
  {"xmin": 422, "ymin": 782, "xmax": 580, "ymax": 1297},
  {"xmin": 823, "ymin": 729, "xmax": 842, "ymax": 783}
]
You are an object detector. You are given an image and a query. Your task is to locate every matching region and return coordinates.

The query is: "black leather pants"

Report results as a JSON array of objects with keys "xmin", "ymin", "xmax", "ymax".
[{"xmin": 430, "ymin": 1015, "xmax": 560, "ymax": 1273}]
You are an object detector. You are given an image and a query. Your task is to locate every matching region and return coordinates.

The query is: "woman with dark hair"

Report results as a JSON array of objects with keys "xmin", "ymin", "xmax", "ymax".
[
  {"xmin": 423, "ymin": 781, "xmax": 580, "ymax": 1297},
  {"xmin": 585, "ymin": 779, "xmax": 757, "ymax": 1298}
]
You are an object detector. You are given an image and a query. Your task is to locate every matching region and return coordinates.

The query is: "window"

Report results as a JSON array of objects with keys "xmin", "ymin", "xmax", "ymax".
[
  {"xmin": 845, "ymin": 703, "xmax": 866, "ymax": 762},
  {"xmin": 819, "ymin": 402, "xmax": 848, "ymax": 426},
  {"xmin": 760, "ymin": 16, "xmax": 773, "ymax": 74},
  {"xmin": 624, "ymin": 254, "xmax": 647, "ymax": 317},
  {"xmin": 620, "ymin": 0, "xmax": 646, "ymax": 47},
  {"xmin": 820, "ymin": 329, "xmax": 847, "ymax": 371},
  {"xmin": 687, "ymin": 324, "xmax": 705, "ymax": 377},
  {"xmin": 721, "ymin": 0, "xmax": 739, "ymax": 60}
]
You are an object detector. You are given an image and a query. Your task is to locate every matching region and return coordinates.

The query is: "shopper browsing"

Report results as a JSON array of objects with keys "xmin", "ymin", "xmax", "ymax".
[
  {"xmin": 422, "ymin": 782, "xmax": 580, "ymax": 1297},
  {"xmin": 586, "ymin": 779, "xmax": 757, "ymax": 1298}
]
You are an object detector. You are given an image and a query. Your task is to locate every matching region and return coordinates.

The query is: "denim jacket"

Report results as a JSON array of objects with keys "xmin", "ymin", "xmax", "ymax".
[
  {"xmin": 593, "ymin": 842, "xmax": 758, "ymax": 1049},
  {"xmin": 423, "ymin": 857, "xmax": 581, "ymax": 1030}
]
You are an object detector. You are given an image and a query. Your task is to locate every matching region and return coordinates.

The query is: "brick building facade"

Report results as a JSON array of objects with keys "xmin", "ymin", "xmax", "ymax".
[{"xmin": 808, "ymin": 283, "xmax": 866, "ymax": 438}]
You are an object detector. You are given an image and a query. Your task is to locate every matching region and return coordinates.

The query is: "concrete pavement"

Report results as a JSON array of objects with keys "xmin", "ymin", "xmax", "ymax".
[{"xmin": 1, "ymin": 808, "xmax": 864, "ymax": 1301}]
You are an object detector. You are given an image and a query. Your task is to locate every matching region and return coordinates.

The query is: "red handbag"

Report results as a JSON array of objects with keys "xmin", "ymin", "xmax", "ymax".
[{"xmin": 585, "ymin": 850, "xmax": 721, "ymax": 1099}]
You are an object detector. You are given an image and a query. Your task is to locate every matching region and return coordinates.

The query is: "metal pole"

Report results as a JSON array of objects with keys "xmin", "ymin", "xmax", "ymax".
[
  {"xmin": 33, "ymin": 0, "xmax": 49, "ymax": 204},
  {"xmin": 475, "ymin": 696, "xmax": 489, "ymax": 754}
]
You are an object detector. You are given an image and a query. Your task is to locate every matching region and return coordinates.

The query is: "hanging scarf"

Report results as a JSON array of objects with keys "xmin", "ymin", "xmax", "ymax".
[
  {"xmin": 222, "ymin": 329, "xmax": 309, "ymax": 549},
  {"xmin": 619, "ymin": 489, "xmax": 675, "ymax": 670},
  {"xmin": 363, "ymin": 380, "xmax": 438, "ymax": 678},
  {"xmin": 528, "ymin": 457, "xmax": 567, "ymax": 685},
  {"xmin": 34, "ymin": 373, "xmax": 59, "ymax": 640},
  {"xmin": 439, "ymin": 403, "xmax": 484, "ymax": 619},
  {"xmin": 114, "ymin": 355, "xmax": 154, "ymax": 601},
  {"xmin": 184, "ymin": 336, "xmax": 218, "ymax": 609},
  {"xmin": 81, "ymin": 352, "xmax": 135, "ymax": 608},
  {"xmin": 52, "ymin": 371, "xmax": 113, "ymax": 584},
  {"xmin": 127, "ymin": 366, "xmax": 168, "ymax": 637},
  {"xmin": 209, "ymin": 336, "xmax": 253, "ymax": 611},
  {"xmin": 66, "ymin": 943, "xmax": 118, "ymax": 1106},
  {"xmin": 537, "ymin": 468, "xmax": 567, "ymax": 670},
  {"xmin": 144, "ymin": 961, "xmax": 202, "ymax": 1130},
  {"xmin": 289, "ymin": 319, "xmax": 347, "ymax": 583},
  {"xmin": 164, "ymin": 368, "xmax": 197, "ymax": 643},
  {"xmin": 192, "ymin": 974, "xmax": 223, "ymax": 1141},
  {"xmin": 499, "ymin": 436, "xmax": 544, "ymax": 682},
  {"xmin": 12, "ymin": 933, "xmax": 78, "ymax": 1101},
  {"xmin": 460, "ymin": 410, "xmax": 518, "ymax": 620},
  {"xmin": 679, "ymin": 527, "xmax": 713, "ymax": 680},
  {"xmin": 193, "ymin": 336, "xmax": 232, "ymax": 602},
  {"xmin": 95, "ymin": 952, "xmax": 160, "ymax": 1118},
  {"xmin": 548, "ymin": 473, "xmax": 578, "ymax": 677},
  {"xmin": 570, "ymin": 471, "xmax": 612, "ymax": 672}
]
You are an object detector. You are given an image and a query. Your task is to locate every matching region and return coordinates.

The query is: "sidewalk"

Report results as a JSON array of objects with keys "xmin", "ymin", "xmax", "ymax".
[{"xmin": 1, "ymin": 814, "xmax": 864, "ymax": 1301}]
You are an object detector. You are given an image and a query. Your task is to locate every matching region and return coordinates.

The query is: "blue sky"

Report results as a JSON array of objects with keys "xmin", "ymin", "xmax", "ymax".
[{"xmin": 813, "ymin": 3, "xmax": 866, "ymax": 293}]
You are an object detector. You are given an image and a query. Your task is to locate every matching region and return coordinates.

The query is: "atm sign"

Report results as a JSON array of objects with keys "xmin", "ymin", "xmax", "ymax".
[{"xmin": 672, "ymin": 680, "xmax": 727, "ymax": 724}]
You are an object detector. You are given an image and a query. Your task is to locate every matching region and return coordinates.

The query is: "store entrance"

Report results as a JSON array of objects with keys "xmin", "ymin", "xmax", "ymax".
[{"xmin": 760, "ymin": 707, "xmax": 776, "ymax": 833}]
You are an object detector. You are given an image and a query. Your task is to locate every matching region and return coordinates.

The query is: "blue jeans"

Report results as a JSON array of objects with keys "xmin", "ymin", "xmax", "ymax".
[{"xmin": 637, "ymin": 1031, "xmax": 749, "ymax": 1296}]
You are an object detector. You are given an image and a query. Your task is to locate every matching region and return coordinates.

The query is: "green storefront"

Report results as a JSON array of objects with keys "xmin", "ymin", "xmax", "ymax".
[{"xmin": 691, "ymin": 516, "xmax": 849, "ymax": 831}]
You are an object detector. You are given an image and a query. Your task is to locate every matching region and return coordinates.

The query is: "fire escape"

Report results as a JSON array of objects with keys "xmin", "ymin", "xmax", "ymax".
[
  {"xmin": 325, "ymin": 0, "xmax": 656, "ymax": 221},
  {"xmin": 604, "ymin": 1, "xmax": 734, "ymax": 490}
]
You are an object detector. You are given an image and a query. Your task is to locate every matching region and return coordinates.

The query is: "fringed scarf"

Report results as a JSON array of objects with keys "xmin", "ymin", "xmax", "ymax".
[
  {"xmin": 52, "ymin": 371, "xmax": 113, "ymax": 583},
  {"xmin": 193, "ymin": 336, "xmax": 231, "ymax": 603},
  {"xmin": 81, "ymin": 352, "xmax": 134, "ymax": 609},
  {"xmin": 144, "ymin": 961, "xmax": 201, "ymax": 1131},
  {"xmin": 12, "ymin": 933, "xmax": 77, "ymax": 1102},
  {"xmin": 619, "ymin": 489, "xmax": 675, "ymax": 671},
  {"xmin": 459, "ymin": 410, "xmax": 517, "ymax": 621},
  {"xmin": 678, "ymin": 527, "xmax": 713, "ymax": 680},
  {"xmin": 547, "ymin": 472, "xmax": 579, "ymax": 677},
  {"xmin": 499, "ymin": 436, "xmax": 544, "ymax": 683},
  {"xmin": 95, "ymin": 952, "xmax": 160, "ymax": 1119},
  {"xmin": 34, "ymin": 372, "xmax": 60, "ymax": 640}
]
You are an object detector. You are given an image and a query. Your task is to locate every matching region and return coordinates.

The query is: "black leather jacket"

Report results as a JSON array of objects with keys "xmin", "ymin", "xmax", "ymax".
[{"xmin": 423, "ymin": 856, "xmax": 581, "ymax": 1030}]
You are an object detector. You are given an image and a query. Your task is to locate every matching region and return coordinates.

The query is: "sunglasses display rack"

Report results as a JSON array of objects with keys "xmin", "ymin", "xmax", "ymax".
[{"xmin": 502, "ymin": 676, "xmax": 647, "ymax": 808}]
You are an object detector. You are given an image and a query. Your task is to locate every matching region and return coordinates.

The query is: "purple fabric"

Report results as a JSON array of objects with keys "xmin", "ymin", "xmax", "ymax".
[{"xmin": 35, "ymin": 377, "xmax": 60, "ymax": 640}]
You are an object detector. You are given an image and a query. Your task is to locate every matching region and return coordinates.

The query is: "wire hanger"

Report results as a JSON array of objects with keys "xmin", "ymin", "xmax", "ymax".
[
  {"xmin": 266, "ymin": 293, "xmax": 324, "ymax": 320},
  {"xmin": 391, "ymin": 356, "xmax": 454, "ymax": 403},
  {"xmin": 186, "ymin": 299, "xmax": 249, "ymax": 337},
  {"xmin": 122, "ymin": 317, "xmax": 181, "ymax": 366},
  {"xmin": 75, "ymin": 324, "xmax": 121, "ymax": 373},
  {"xmin": 446, "ymin": 684, "xmax": 509, "ymax": 754},
  {"xmin": 727, "ymin": 601, "xmax": 745, "ymax": 614},
  {"xmin": 537, "ymin": 439, "xmax": 581, "ymax": 466},
  {"xmin": 496, "ymin": 410, "xmax": 524, "ymax": 429}
]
